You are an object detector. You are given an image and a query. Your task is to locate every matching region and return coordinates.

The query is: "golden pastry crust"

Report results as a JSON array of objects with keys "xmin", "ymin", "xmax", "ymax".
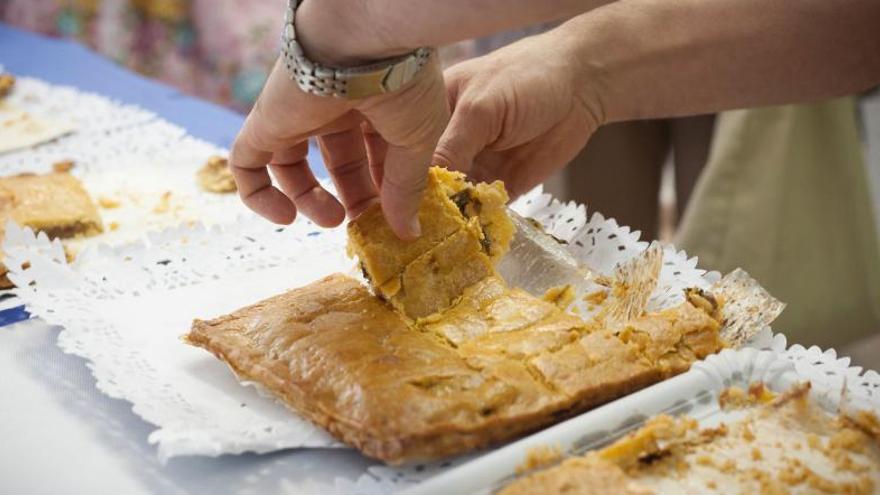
[
  {"xmin": 445, "ymin": 173, "xmax": 514, "ymax": 261},
  {"xmin": 196, "ymin": 155, "xmax": 236, "ymax": 193},
  {"xmin": 421, "ymin": 166, "xmax": 513, "ymax": 262},
  {"xmin": 419, "ymin": 276, "xmax": 559, "ymax": 345},
  {"xmin": 0, "ymin": 172, "xmax": 102, "ymax": 288},
  {"xmin": 390, "ymin": 219, "xmax": 494, "ymax": 318}
]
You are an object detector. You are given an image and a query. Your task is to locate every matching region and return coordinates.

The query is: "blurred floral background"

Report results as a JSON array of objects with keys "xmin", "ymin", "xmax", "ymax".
[
  {"xmin": 0, "ymin": 0, "xmax": 502, "ymax": 111},
  {"xmin": 1, "ymin": 0, "xmax": 282, "ymax": 111}
]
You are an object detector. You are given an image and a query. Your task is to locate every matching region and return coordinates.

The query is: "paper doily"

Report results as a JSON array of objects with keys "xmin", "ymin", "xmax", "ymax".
[
  {"xmin": 1, "ymin": 78, "xmax": 250, "ymax": 257},
  {"xmin": 0, "ymin": 77, "xmax": 258, "ymax": 312}
]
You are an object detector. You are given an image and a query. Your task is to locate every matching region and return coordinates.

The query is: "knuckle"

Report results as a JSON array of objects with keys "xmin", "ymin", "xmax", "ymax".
[
  {"xmin": 432, "ymin": 142, "xmax": 457, "ymax": 167},
  {"xmin": 456, "ymin": 96, "xmax": 491, "ymax": 121}
]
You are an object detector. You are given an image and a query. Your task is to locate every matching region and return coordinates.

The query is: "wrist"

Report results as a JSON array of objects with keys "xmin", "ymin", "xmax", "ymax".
[
  {"xmin": 564, "ymin": 6, "xmax": 675, "ymax": 124},
  {"xmin": 295, "ymin": 0, "xmax": 414, "ymax": 67},
  {"xmin": 548, "ymin": 19, "xmax": 611, "ymax": 127}
]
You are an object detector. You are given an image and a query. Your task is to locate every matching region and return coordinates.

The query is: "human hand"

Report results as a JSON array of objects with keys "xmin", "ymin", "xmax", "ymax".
[
  {"xmin": 230, "ymin": 54, "xmax": 448, "ymax": 239},
  {"xmin": 432, "ymin": 28, "xmax": 605, "ymax": 198}
]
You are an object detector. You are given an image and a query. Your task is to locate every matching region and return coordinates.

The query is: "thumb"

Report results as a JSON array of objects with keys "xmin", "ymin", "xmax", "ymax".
[{"xmin": 432, "ymin": 99, "xmax": 496, "ymax": 176}]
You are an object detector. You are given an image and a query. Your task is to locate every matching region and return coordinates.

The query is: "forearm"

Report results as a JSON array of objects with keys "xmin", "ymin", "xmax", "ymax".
[
  {"xmin": 563, "ymin": 0, "xmax": 880, "ymax": 123},
  {"xmin": 296, "ymin": 0, "xmax": 613, "ymax": 65}
]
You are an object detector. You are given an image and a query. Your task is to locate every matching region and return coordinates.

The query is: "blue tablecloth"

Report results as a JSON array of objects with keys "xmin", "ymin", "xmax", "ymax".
[{"xmin": 0, "ymin": 22, "xmax": 326, "ymax": 326}]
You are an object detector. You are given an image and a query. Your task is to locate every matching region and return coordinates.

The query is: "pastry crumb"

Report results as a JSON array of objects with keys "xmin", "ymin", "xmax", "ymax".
[
  {"xmin": 196, "ymin": 155, "xmax": 236, "ymax": 193},
  {"xmin": 719, "ymin": 382, "xmax": 776, "ymax": 409},
  {"xmin": 52, "ymin": 159, "xmax": 75, "ymax": 173},
  {"xmin": 719, "ymin": 386, "xmax": 749, "ymax": 409},
  {"xmin": 153, "ymin": 191, "xmax": 173, "ymax": 213},
  {"xmin": 98, "ymin": 196, "xmax": 121, "ymax": 209},
  {"xmin": 517, "ymin": 444, "xmax": 564, "ymax": 474},
  {"xmin": 542, "ymin": 285, "xmax": 575, "ymax": 310},
  {"xmin": 583, "ymin": 289, "xmax": 608, "ymax": 307}
]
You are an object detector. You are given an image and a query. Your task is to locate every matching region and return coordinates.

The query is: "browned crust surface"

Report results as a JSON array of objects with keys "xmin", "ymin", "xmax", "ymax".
[
  {"xmin": 0, "ymin": 172, "xmax": 103, "ymax": 239},
  {"xmin": 186, "ymin": 273, "xmax": 723, "ymax": 464}
]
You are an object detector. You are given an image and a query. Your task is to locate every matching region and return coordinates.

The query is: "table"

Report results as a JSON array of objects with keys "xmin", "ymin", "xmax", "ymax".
[{"xmin": 0, "ymin": 23, "xmax": 368, "ymax": 495}]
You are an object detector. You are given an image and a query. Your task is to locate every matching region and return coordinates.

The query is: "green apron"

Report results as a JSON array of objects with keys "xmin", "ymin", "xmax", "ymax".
[{"xmin": 676, "ymin": 97, "xmax": 880, "ymax": 349}]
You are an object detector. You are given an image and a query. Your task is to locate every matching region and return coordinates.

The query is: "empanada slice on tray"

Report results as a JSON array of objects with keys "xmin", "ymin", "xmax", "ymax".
[{"xmin": 185, "ymin": 167, "xmax": 782, "ymax": 464}]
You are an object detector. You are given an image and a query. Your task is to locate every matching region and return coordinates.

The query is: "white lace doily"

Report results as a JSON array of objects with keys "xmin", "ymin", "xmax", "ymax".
[
  {"xmin": 0, "ymin": 77, "xmax": 249, "ymax": 299},
  {"xmin": 4, "ymin": 77, "xmax": 879, "ymax": 494}
]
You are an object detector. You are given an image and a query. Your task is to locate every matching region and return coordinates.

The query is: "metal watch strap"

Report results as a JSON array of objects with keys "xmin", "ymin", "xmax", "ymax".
[{"xmin": 281, "ymin": 0, "xmax": 433, "ymax": 99}]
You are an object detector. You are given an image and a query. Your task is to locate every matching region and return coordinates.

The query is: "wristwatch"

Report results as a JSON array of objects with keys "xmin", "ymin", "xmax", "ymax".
[{"xmin": 281, "ymin": 0, "xmax": 433, "ymax": 99}]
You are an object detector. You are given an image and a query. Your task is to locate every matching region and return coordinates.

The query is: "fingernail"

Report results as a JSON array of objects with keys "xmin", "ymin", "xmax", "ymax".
[{"xmin": 408, "ymin": 215, "xmax": 422, "ymax": 238}]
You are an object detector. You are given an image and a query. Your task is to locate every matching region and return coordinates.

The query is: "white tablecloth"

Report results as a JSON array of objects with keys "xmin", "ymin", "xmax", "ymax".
[{"xmin": 0, "ymin": 319, "xmax": 374, "ymax": 495}]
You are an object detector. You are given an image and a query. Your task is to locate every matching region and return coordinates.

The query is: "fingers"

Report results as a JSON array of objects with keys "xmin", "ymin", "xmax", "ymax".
[
  {"xmin": 318, "ymin": 125, "xmax": 380, "ymax": 219},
  {"xmin": 230, "ymin": 120, "xmax": 297, "ymax": 224},
  {"xmin": 432, "ymin": 97, "xmax": 498, "ymax": 176},
  {"xmin": 230, "ymin": 58, "xmax": 359, "ymax": 226},
  {"xmin": 361, "ymin": 120, "xmax": 387, "ymax": 190},
  {"xmin": 270, "ymin": 142, "xmax": 345, "ymax": 228},
  {"xmin": 379, "ymin": 144, "xmax": 432, "ymax": 240},
  {"xmin": 357, "ymin": 59, "xmax": 449, "ymax": 239}
]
